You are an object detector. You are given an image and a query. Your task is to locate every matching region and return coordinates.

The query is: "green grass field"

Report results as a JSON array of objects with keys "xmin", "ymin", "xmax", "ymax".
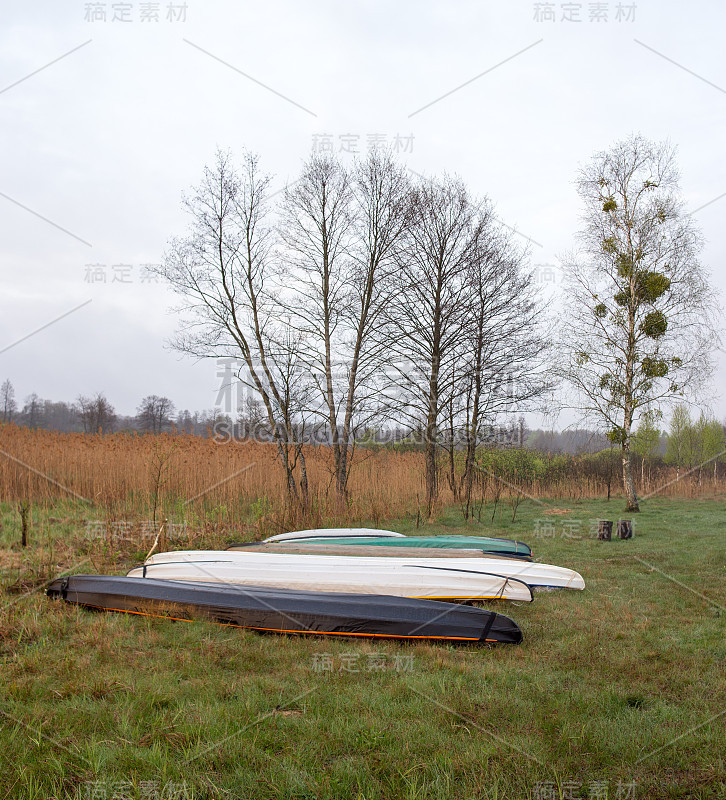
[{"xmin": 1, "ymin": 496, "xmax": 724, "ymax": 800}]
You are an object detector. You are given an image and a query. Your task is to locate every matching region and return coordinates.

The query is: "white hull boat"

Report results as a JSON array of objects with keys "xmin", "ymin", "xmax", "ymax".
[
  {"xmin": 264, "ymin": 528, "xmax": 405, "ymax": 543},
  {"xmin": 128, "ymin": 551, "xmax": 585, "ymax": 599},
  {"xmin": 128, "ymin": 558, "xmax": 533, "ymax": 602}
]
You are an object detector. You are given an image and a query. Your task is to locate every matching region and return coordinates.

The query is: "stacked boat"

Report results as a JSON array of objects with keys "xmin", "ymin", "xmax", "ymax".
[
  {"xmin": 47, "ymin": 527, "xmax": 584, "ymax": 646},
  {"xmin": 236, "ymin": 528, "xmax": 534, "ymax": 559}
]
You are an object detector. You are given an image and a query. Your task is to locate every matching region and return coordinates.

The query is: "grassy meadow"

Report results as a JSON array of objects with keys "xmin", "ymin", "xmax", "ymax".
[{"xmin": 1, "ymin": 487, "xmax": 724, "ymax": 800}]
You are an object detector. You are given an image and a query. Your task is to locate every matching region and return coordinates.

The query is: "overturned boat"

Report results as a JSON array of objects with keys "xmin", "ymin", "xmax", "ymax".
[
  {"xmin": 228, "ymin": 542, "xmax": 513, "ymax": 560},
  {"xmin": 46, "ymin": 575, "xmax": 524, "ymax": 644},
  {"xmin": 136, "ymin": 551, "xmax": 580, "ymax": 591},
  {"xmin": 261, "ymin": 530, "xmax": 533, "ymax": 559},
  {"xmin": 127, "ymin": 554, "xmax": 534, "ymax": 601},
  {"xmin": 128, "ymin": 550, "xmax": 582, "ymax": 597},
  {"xmin": 264, "ymin": 528, "xmax": 405, "ymax": 542}
]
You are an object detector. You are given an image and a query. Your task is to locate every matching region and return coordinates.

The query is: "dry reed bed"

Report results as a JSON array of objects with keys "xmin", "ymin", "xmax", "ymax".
[
  {"xmin": 0, "ymin": 426, "xmax": 426, "ymax": 516},
  {"xmin": 0, "ymin": 426, "xmax": 722, "ymax": 524}
]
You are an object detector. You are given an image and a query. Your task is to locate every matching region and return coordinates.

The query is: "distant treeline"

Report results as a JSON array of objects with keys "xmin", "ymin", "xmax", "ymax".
[
  {"xmin": 0, "ymin": 382, "xmax": 194, "ymax": 436},
  {"xmin": 0, "ymin": 380, "xmax": 606, "ymax": 452},
  {"xmin": 2, "ymin": 380, "xmax": 723, "ymax": 477}
]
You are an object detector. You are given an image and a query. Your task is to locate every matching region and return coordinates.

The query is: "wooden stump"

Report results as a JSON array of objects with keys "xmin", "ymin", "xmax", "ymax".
[
  {"xmin": 19, "ymin": 501, "xmax": 30, "ymax": 548},
  {"xmin": 617, "ymin": 520, "xmax": 633, "ymax": 539},
  {"xmin": 597, "ymin": 520, "xmax": 613, "ymax": 540}
]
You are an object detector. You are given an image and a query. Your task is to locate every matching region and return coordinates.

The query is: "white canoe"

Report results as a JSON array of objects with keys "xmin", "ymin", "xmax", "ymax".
[
  {"xmin": 264, "ymin": 528, "xmax": 405, "ymax": 543},
  {"xmin": 128, "ymin": 558, "xmax": 533, "ymax": 602},
  {"xmin": 129, "ymin": 551, "xmax": 584, "ymax": 597},
  {"xmin": 141, "ymin": 551, "xmax": 584, "ymax": 590}
]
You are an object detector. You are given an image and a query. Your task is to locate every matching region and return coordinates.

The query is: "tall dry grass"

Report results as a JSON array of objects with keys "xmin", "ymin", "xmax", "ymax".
[
  {"xmin": 0, "ymin": 426, "xmax": 723, "ymax": 533},
  {"xmin": 0, "ymin": 426, "xmax": 428, "ymax": 527}
]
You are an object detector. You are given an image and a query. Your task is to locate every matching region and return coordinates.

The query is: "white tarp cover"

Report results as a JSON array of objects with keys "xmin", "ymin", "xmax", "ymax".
[
  {"xmin": 128, "ymin": 559, "xmax": 533, "ymax": 602},
  {"xmin": 130, "ymin": 551, "xmax": 585, "ymax": 598}
]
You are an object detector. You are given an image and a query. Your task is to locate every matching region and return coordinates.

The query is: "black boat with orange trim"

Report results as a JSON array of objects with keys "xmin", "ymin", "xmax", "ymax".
[{"xmin": 46, "ymin": 575, "xmax": 523, "ymax": 644}]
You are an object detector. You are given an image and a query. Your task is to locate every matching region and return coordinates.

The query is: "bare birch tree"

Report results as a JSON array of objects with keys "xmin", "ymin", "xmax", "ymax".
[
  {"xmin": 386, "ymin": 175, "xmax": 479, "ymax": 518},
  {"xmin": 458, "ymin": 216, "xmax": 551, "ymax": 518},
  {"xmin": 279, "ymin": 151, "xmax": 410, "ymax": 502},
  {"xmin": 278, "ymin": 156, "xmax": 353, "ymax": 502},
  {"xmin": 557, "ymin": 135, "xmax": 719, "ymax": 511},
  {"xmin": 156, "ymin": 150, "xmax": 312, "ymax": 507}
]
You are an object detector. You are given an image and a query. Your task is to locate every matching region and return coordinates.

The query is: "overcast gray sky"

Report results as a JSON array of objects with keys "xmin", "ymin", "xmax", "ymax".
[{"xmin": 1, "ymin": 0, "xmax": 724, "ymax": 425}]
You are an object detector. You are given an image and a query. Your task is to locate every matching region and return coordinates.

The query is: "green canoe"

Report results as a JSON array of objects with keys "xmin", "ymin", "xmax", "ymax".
[{"xmin": 274, "ymin": 535, "xmax": 533, "ymax": 559}]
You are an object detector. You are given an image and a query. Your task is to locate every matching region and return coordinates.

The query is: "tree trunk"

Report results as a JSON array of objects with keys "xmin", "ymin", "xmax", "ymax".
[
  {"xmin": 621, "ymin": 441, "xmax": 640, "ymax": 512},
  {"xmin": 621, "ymin": 269, "xmax": 639, "ymax": 512},
  {"xmin": 425, "ymin": 433, "xmax": 437, "ymax": 520},
  {"xmin": 277, "ymin": 436, "xmax": 301, "ymax": 509},
  {"xmin": 333, "ymin": 433, "xmax": 348, "ymax": 507},
  {"xmin": 462, "ymin": 431, "xmax": 476, "ymax": 520},
  {"xmin": 298, "ymin": 447, "xmax": 309, "ymax": 512},
  {"xmin": 284, "ymin": 456, "xmax": 299, "ymax": 506},
  {"xmin": 461, "ymin": 363, "xmax": 482, "ymax": 520},
  {"xmin": 19, "ymin": 501, "xmax": 29, "ymax": 548},
  {"xmin": 446, "ymin": 400, "xmax": 458, "ymax": 501},
  {"xmin": 424, "ymin": 398, "xmax": 438, "ymax": 519},
  {"xmin": 425, "ymin": 340, "xmax": 440, "ymax": 519}
]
